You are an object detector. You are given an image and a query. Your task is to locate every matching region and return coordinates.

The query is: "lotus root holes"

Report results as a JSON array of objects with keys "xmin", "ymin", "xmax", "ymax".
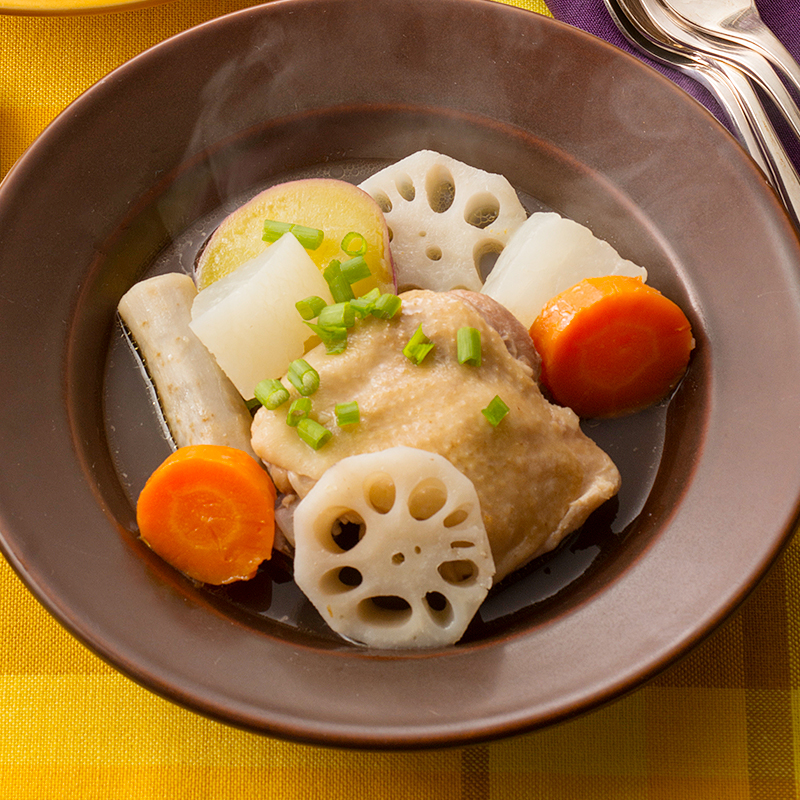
[
  {"xmin": 365, "ymin": 472, "xmax": 396, "ymax": 514},
  {"xmin": 425, "ymin": 165, "xmax": 455, "ymax": 213},
  {"xmin": 373, "ymin": 191, "xmax": 392, "ymax": 214},
  {"xmin": 438, "ymin": 560, "xmax": 478, "ymax": 586},
  {"xmin": 395, "ymin": 173, "xmax": 415, "ymax": 202},
  {"xmin": 425, "ymin": 246, "xmax": 443, "ymax": 262},
  {"xmin": 330, "ymin": 514, "xmax": 365, "ymax": 551},
  {"xmin": 322, "ymin": 566, "xmax": 363, "ymax": 594},
  {"xmin": 425, "ymin": 592, "xmax": 454, "ymax": 627},
  {"xmin": 474, "ymin": 239, "xmax": 503, "ymax": 281},
  {"xmin": 358, "ymin": 595, "xmax": 412, "ymax": 627},
  {"xmin": 464, "ymin": 192, "xmax": 500, "ymax": 229},
  {"xmin": 444, "ymin": 508, "xmax": 471, "ymax": 528},
  {"xmin": 408, "ymin": 477, "xmax": 448, "ymax": 520}
]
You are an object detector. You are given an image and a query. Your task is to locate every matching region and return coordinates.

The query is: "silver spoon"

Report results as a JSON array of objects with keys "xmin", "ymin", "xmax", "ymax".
[
  {"xmin": 659, "ymin": 0, "xmax": 800, "ymax": 94},
  {"xmin": 608, "ymin": 0, "xmax": 800, "ymax": 227},
  {"xmin": 636, "ymin": 0, "xmax": 800, "ymax": 144},
  {"xmin": 605, "ymin": 0, "xmax": 767, "ymax": 172}
]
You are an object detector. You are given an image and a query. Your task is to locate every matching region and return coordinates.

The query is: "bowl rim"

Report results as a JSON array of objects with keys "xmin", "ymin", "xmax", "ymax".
[{"xmin": 2, "ymin": 0, "xmax": 800, "ymax": 749}]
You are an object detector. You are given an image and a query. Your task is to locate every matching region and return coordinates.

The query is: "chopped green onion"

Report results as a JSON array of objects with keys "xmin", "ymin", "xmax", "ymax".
[
  {"xmin": 371, "ymin": 293, "xmax": 402, "ymax": 319},
  {"xmin": 245, "ymin": 397, "xmax": 262, "ymax": 412},
  {"xmin": 323, "ymin": 259, "xmax": 342, "ymax": 282},
  {"xmin": 287, "ymin": 358, "xmax": 320, "ymax": 396},
  {"xmin": 318, "ymin": 302, "xmax": 356, "ymax": 329},
  {"xmin": 341, "ymin": 231, "xmax": 368, "ymax": 256},
  {"xmin": 340, "ymin": 255, "xmax": 372, "ymax": 284},
  {"xmin": 482, "ymin": 395, "xmax": 509, "ymax": 427},
  {"xmin": 262, "ymin": 220, "xmax": 324, "ymax": 250},
  {"xmin": 254, "ymin": 378, "xmax": 290, "ymax": 410},
  {"xmin": 457, "ymin": 327, "xmax": 482, "ymax": 366},
  {"xmin": 323, "ymin": 338, "xmax": 348, "ymax": 355},
  {"xmin": 335, "ymin": 400, "xmax": 360, "ymax": 427},
  {"xmin": 286, "ymin": 397, "xmax": 312, "ymax": 427},
  {"xmin": 304, "ymin": 322, "xmax": 348, "ymax": 354},
  {"xmin": 324, "ymin": 261, "xmax": 355, "ymax": 302},
  {"xmin": 325, "ymin": 338, "xmax": 348, "ymax": 355},
  {"xmin": 330, "ymin": 276, "xmax": 355, "ymax": 303},
  {"xmin": 295, "ymin": 295, "xmax": 327, "ymax": 320},
  {"xmin": 351, "ymin": 287, "xmax": 381, "ymax": 317},
  {"xmin": 403, "ymin": 324, "xmax": 435, "ymax": 365},
  {"xmin": 297, "ymin": 418, "xmax": 332, "ymax": 450}
]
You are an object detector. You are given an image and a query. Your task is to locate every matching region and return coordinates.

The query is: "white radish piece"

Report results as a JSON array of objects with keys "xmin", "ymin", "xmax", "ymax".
[
  {"xmin": 481, "ymin": 211, "xmax": 648, "ymax": 330},
  {"xmin": 117, "ymin": 273, "xmax": 257, "ymax": 458},
  {"xmin": 293, "ymin": 447, "xmax": 495, "ymax": 649},
  {"xmin": 358, "ymin": 150, "xmax": 527, "ymax": 293},
  {"xmin": 189, "ymin": 233, "xmax": 333, "ymax": 399}
]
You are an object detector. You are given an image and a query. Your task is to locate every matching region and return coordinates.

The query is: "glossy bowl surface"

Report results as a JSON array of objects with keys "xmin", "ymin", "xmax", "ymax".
[{"xmin": 2, "ymin": 0, "xmax": 800, "ymax": 748}]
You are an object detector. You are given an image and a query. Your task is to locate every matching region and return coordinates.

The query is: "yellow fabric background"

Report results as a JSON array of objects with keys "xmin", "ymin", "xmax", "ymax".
[{"xmin": 2, "ymin": 1, "xmax": 799, "ymax": 797}]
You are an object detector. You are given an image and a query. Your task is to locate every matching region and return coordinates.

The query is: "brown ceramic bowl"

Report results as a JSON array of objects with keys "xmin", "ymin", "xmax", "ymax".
[{"xmin": 2, "ymin": 0, "xmax": 800, "ymax": 749}]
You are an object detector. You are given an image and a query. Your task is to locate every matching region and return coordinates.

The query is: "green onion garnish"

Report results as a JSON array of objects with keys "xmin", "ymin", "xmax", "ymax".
[
  {"xmin": 341, "ymin": 231, "xmax": 368, "ymax": 257},
  {"xmin": 323, "ymin": 259, "xmax": 342, "ymax": 282},
  {"xmin": 371, "ymin": 293, "xmax": 402, "ymax": 319},
  {"xmin": 287, "ymin": 358, "xmax": 320, "ymax": 396},
  {"xmin": 304, "ymin": 322, "xmax": 348, "ymax": 354},
  {"xmin": 254, "ymin": 378, "xmax": 290, "ymax": 410},
  {"xmin": 323, "ymin": 338, "xmax": 348, "ymax": 355},
  {"xmin": 335, "ymin": 400, "xmax": 360, "ymax": 427},
  {"xmin": 286, "ymin": 397, "xmax": 312, "ymax": 427},
  {"xmin": 482, "ymin": 395, "xmax": 509, "ymax": 427},
  {"xmin": 324, "ymin": 261, "xmax": 355, "ymax": 303},
  {"xmin": 403, "ymin": 324, "xmax": 435, "ymax": 365},
  {"xmin": 245, "ymin": 397, "xmax": 262, "ymax": 412},
  {"xmin": 330, "ymin": 277, "xmax": 354, "ymax": 303},
  {"xmin": 351, "ymin": 287, "xmax": 381, "ymax": 317},
  {"xmin": 262, "ymin": 220, "xmax": 324, "ymax": 250},
  {"xmin": 457, "ymin": 327, "xmax": 482, "ymax": 366},
  {"xmin": 340, "ymin": 255, "xmax": 372, "ymax": 284},
  {"xmin": 295, "ymin": 295, "xmax": 327, "ymax": 320},
  {"xmin": 318, "ymin": 302, "xmax": 356, "ymax": 330},
  {"xmin": 297, "ymin": 418, "xmax": 332, "ymax": 450}
]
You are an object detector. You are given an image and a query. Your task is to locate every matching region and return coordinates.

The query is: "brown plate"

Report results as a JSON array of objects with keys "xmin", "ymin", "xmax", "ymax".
[{"xmin": 2, "ymin": 0, "xmax": 800, "ymax": 749}]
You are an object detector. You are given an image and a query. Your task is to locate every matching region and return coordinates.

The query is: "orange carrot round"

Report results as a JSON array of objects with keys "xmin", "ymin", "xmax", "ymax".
[
  {"xmin": 530, "ymin": 275, "xmax": 693, "ymax": 418},
  {"xmin": 136, "ymin": 445, "xmax": 276, "ymax": 585}
]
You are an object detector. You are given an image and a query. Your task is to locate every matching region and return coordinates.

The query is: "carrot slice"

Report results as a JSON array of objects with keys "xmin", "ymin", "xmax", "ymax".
[
  {"xmin": 136, "ymin": 444, "xmax": 276, "ymax": 585},
  {"xmin": 530, "ymin": 275, "xmax": 693, "ymax": 418}
]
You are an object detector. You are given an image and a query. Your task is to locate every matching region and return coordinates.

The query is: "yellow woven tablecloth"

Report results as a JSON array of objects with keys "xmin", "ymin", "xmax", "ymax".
[{"xmin": 2, "ymin": 1, "xmax": 799, "ymax": 797}]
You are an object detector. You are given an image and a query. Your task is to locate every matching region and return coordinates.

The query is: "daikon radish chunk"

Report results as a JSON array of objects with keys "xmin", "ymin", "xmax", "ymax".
[
  {"xmin": 359, "ymin": 150, "xmax": 527, "ymax": 293},
  {"xmin": 190, "ymin": 233, "xmax": 333, "ymax": 400},
  {"xmin": 293, "ymin": 447, "xmax": 495, "ymax": 649},
  {"xmin": 481, "ymin": 212, "xmax": 648, "ymax": 330},
  {"xmin": 118, "ymin": 273, "xmax": 257, "ymax": 458}
]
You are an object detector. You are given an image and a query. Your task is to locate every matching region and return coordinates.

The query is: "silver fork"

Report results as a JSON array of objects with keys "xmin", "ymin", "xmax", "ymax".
[
  {"xmin": 659, "ymin": 0, "xmax": 800, "ymax": 94},
  {"xmin": 607, "ymin": 0, "xmax": 800, "ymax": 227},
  {"xmin": 636, "ymin": 0, "xmax": 800, "ymax": 144}
]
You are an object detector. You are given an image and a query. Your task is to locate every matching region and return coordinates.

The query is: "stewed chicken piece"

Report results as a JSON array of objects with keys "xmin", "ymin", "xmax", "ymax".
[{"xmin": 251, "ymin": 290, "xmax": 620, "ymax": 581}]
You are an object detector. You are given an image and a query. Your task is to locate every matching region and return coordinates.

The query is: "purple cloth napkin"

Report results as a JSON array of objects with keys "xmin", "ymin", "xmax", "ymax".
[{"xmin": 547, "ymin": 0, "xmax": 800, "ymax": 173}]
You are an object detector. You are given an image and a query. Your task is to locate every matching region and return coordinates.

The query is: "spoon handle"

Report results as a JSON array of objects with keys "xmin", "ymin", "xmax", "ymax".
[
  {"xmin": 707, "ymin": 6, "xmax": 800, "ymax": 97},
  {"xmin": 693, "ymin": 36, "xmax": 800, "ymax": 145},
  {"xmin": 648, "ymin": 0, "xmax": 800, "ymax": 142},
  {"xmin": 719, "ymin": 61, "xmax": 800, "ymax": 229},
  {"xmin": 693, "ymin": 62, "xmax": 772, "ymax": 177}
]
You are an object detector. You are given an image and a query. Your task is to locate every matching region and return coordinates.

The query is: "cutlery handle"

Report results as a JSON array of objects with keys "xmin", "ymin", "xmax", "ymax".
[
  {"xmin": 725, "ymin": 8, "xmax": 800, "ymax": 98},
  {"xmin": 717, "ymin": 44, "xmax": 800, "ymax": 145},
  {"xmin": 722, "ymin": 63, "xmax": 800, "ymax": 229},
  {"xmin": 693, "ymin": 64, "xmax": 772, "ymax": 177}
]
